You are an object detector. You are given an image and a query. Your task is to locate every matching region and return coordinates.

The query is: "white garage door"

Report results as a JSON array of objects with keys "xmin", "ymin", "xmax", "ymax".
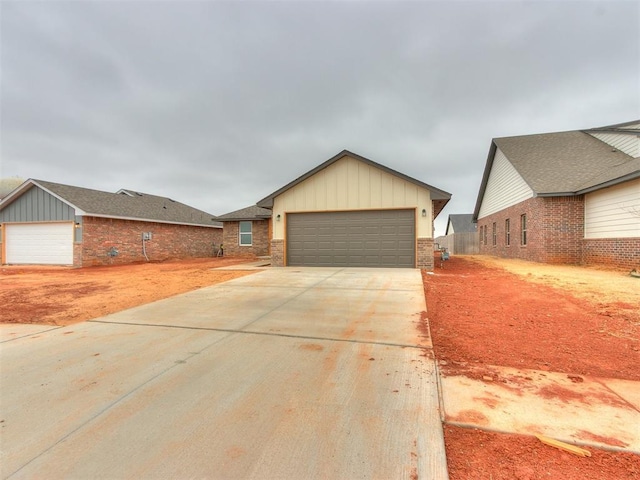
[{"xmin": 5, "ymin": 223, "xmax": 74, "ymax": 265}]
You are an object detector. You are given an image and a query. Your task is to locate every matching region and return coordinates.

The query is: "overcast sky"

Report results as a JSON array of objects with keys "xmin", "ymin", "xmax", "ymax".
[{"xmin": 1, "ymin": 0, "xmax": 638, "ymax": 235}]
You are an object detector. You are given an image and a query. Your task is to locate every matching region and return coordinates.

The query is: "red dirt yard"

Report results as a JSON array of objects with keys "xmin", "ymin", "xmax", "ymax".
[
  {"xmin": 1, "ymin": 257, "xmax": 254, "ymax": 325},
  {"xmin": 424, "ymin": 255, "xmax": 639, "ymax": 479}
]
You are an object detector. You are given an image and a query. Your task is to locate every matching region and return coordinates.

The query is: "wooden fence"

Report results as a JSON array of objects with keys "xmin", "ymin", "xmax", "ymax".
[{"xmin": 434, "ymin": 232, "xmax": 479, "ymax": 255}]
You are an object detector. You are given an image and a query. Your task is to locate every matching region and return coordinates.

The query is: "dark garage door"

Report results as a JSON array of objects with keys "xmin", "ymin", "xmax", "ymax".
[{"xmin": 286, "ymin": 210, "xmax": 415, "ymax": 267}]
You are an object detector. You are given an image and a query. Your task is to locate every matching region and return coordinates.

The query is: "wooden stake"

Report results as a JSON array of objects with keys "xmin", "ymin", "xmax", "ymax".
[{"xmin": 536, "ymin": 435, "xmax": 592, "ymax": 457}]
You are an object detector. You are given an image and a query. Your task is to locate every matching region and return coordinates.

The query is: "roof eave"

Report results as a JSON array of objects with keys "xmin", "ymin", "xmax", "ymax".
[
  {"xmin": 79, "ymin": 213, "xmax": 222, "ymax": 228},
  {"xmin": 257, "ymin": 149, "xmax": 452, "ymax": 207},
  {"xmin": 0, "ymin": 180, "xmax": 34, "ymax": 208},
  {"xmin": 472, "ymin": 142, "xmax": 498, "ymax": 221},
  {"xmin": 577, "ymin": 171, "xmax": 640, "ymax": 195},
  {"xmin": 433, "ymin": 197, "xmax": 450, "ymax": 220},
  {"xmin": 217, "ymin": 215, "xmax": 271, "ymax": 222},
  {"xmin": 584, "ymin": 119, "xmax": 640, "ymax": 133},
  {"xmin": 0, "ymin": 179, "xmax": 87, "ymax": 215},
  {"xmin": 535, "ymin": 171, "xmax": 640, "ymax": 196}
]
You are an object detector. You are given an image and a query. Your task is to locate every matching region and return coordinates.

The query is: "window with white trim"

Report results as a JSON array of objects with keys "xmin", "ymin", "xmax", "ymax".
[
  {"xmin": 505, "ymin": 218, "xmax": 510, "ymax": 246},
  {"xmin": 239, "ymin": 221, "xmax": 252, "ymax": 246}
]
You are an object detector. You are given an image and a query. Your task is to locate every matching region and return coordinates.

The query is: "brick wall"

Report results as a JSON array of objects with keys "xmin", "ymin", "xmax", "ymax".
[
  {"xmin": 271, "ymin": 239, "xmax": 284, "ymax": 267},
  {"xmin": 73, "ymin": 243, "xmax": 83, "ymax": 267},
  {"xmin": 417, "ymin": 237, "xmax": 434, "ymax": 270},
  {"xmin": 541, "ymin": 196, "xmax": 585, "ymax": 264},
  {"xmin": 477, "ymin": 196, "xmax": 584, "ymax": 265},
  {"xmin": 583, "ymin": 238, "xmax": 640, "ymax": 270},
  {"xmin": 80, "ymin": 217, "xmax": 222, "ymax": 267},
  {"xmin": 221, "ymin": 220, "xmax": 270, "ymax": 258}
]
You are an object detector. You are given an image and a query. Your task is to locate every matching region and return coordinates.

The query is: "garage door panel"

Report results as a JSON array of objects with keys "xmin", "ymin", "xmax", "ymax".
[
  {"xmin": 287, "ymin": 210, "xmax": 415, "ymax": 268},
  {"xmin": 5, "ymin": 223, "xmax": 74, "ymax": 265}
]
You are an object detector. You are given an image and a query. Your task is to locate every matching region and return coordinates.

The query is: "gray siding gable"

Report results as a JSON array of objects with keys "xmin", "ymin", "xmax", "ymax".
[
  {"xmin": 0, "ymin": 179, "xmax": 221, "ymax": 227},
  {"xmin": 0, "ymin": 185, "xmax": 75, "ymax": 222}
]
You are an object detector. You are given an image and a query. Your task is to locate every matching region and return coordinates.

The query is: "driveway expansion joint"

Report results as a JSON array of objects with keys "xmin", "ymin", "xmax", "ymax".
[
  {"xmin": 88, "ymin": 319, "xmax": 433, "ymax": 350},
  {"xmin": 0, "ymin": 326, "xmax": 64, "ymax": 343}
]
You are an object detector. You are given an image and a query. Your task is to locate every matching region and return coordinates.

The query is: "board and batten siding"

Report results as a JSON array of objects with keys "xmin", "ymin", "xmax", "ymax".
[
  {"xmin": 477, "ymin": 147, "xmax": 534, "ymax": 219},
  {"xmin": 0, "ymin": 186, "xmax": 75, "ymax": 222},
  {"xmin": 588, "ymin": 129, "xmax": 640, "ymax": 158},
  {"xmin": 272, "ymin": 155, "xmax": 433, "ymax": 238},
  {"xmin": 584, "ymin": 178, "xmax": 640, "ymax": 239}
]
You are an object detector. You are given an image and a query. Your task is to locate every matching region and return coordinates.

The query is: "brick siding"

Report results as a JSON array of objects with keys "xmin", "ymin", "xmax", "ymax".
[
  {"xmin": 221, "ymin": 220, "xmax": 270, "ymax": 258},
  {"xmin": 417, "ymin": 237, "xmax": 434, "ymax": 270},
  {"xmin": 477, "ymin": 196, "xmax": 584, "ymax": 265},
  {"xmin": 582, "ymin": 238, "xmax": 640, "ymax": 270},
  {"xmin": 477, "ymin": 195, "xmax": 639, "ymax": 270},
  {"xmin": 270, "ymin": 239, "xmax": 284, "ymax": 267},
  {"xmin": 79, "ymin": 216, "xmax": 222, "ymax": 267}
]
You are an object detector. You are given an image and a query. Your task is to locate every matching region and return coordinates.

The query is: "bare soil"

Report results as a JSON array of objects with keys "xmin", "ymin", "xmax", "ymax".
[
  {"xmin": 2, "ymin": 255, "xmax": 638, "ymax": 478},
  {"xmin": 0, "ymin": 257, "xmax": 255, "ymax": 325},
  {"xmin": 424, "ymin": 255, "xmax": 640, "ymax": 479}
]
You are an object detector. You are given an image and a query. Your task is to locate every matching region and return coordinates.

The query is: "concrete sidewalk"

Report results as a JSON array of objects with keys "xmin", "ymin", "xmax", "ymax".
[
  {"xmin": 440, "ymin": 363, "xmax": 640, "ymax": 454},
  {"xmin": 1, "ymin": 267, "xmax": 448, "ymax": 480}
]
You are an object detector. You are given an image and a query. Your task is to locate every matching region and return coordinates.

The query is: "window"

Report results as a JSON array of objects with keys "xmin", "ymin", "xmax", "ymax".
[
  {"xmin": 492, "ymin": 222, "xmax": 497, "ymax": 246},
  {"xmin": 505, "ymin": 218, "xmax": 510, "ymax": 246},
  {"xmin": 483, "ymin": 225, "xmax": 488, "ymax": 245},
  {"xmin": 239, "ymin": 221, "xmax": 252, "ymax": 246},
  {"xmin": 520, "ymin": 214, "xmax": 527, "ymax": 246}
]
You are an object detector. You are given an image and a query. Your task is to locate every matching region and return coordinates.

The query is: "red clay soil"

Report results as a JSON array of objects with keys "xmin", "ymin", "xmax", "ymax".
[
  {"xmin": 444, "ymin": 425, "xmax": 640, "ymax": 480},
  {"xmin": 424, "ymin": 255, "xmax": 640, "ymax": 479},
  {"xmin": 423, "ymin": 256, "xmax": 639, "ymax": 381},
  {"xmin": 0, "ymin": 257, "xmax": 255, "ymax": 325}
]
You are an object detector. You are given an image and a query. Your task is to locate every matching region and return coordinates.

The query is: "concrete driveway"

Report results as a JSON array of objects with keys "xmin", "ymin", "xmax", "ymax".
[{"xmin": 1, "ymin": 267, "xmax": 447, "ymax": 479}]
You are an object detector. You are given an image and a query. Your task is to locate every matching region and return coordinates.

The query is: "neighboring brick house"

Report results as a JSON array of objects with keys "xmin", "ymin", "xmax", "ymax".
[
  {"xmin": 473, "ymin": 121, "xmax": 640, "ymax": 270},
  {"xmin": 0, "ymin": 179, "xmax": 222, "ymax": 267},
  {"xmin": 216, "ymin": 205, "xmax": 272, "ymax": 258}
]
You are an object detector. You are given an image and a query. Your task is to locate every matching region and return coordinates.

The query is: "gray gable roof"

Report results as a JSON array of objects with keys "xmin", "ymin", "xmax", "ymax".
[
  {"xmin": 1, "ymin": 179, "xmax": 221, "ymax": 227},
  {"xmin": 216, "ymin": 205, "xmax": 272, "ymax": 222},
  {"xmin": 474, "ymin": 122, "xmax": 640, "ymax": 219},
  {"xmin": 446, "ymin": 214, "xmax": 476, "ymax": 234},
  {"xmin": 256, "ymin": 149, "xmax": 451, "ymax": 218},
  {"xmin": 493, "ymin": 130, "xmax": 635, "ymax": 195}
]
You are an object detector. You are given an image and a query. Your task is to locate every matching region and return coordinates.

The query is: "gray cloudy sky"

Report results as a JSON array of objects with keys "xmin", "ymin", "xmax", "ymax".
[{"xmin": 1, "ymin": 0, "xmax": 638, "ymax": 235}]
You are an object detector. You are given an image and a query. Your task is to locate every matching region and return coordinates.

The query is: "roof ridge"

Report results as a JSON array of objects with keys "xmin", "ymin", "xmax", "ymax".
[{"xmin": 4, "ymin": 179, "xmax": 220, "ymax": 227}]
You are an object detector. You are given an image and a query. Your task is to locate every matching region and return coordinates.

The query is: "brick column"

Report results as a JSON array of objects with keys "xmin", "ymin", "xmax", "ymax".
[
  {"xmin": 271, "ymin": 239, "xmax": 285, "ymax": 267},
  {"xmin": 417, "ymin": 237, "xmax": 434, "ymax": 270}
]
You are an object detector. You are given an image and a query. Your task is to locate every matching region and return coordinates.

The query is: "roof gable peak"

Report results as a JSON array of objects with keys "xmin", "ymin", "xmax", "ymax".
[{"xmin": 256, "ymin": 149, "xmax": 451, "ymax": 208}]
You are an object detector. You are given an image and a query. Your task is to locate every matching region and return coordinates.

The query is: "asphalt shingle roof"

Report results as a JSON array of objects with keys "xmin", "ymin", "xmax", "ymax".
[
  {"xmin": 446, "ymin": 214, "xmax": 476, "ymax": 234},
  {"xmin": 493, "ymin": 130, "xmax": 635, "ymax": 194},
  {"xmin": 9, "ymin": 179, "xmax": 221, "ymax": 227},
  {"xmin": 473, "ymin": 121, "xmax": 640, "ymax": 220},
  {"xmin": 216, "ymin": 205, "xmax": 272, "ymax": 221}
]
